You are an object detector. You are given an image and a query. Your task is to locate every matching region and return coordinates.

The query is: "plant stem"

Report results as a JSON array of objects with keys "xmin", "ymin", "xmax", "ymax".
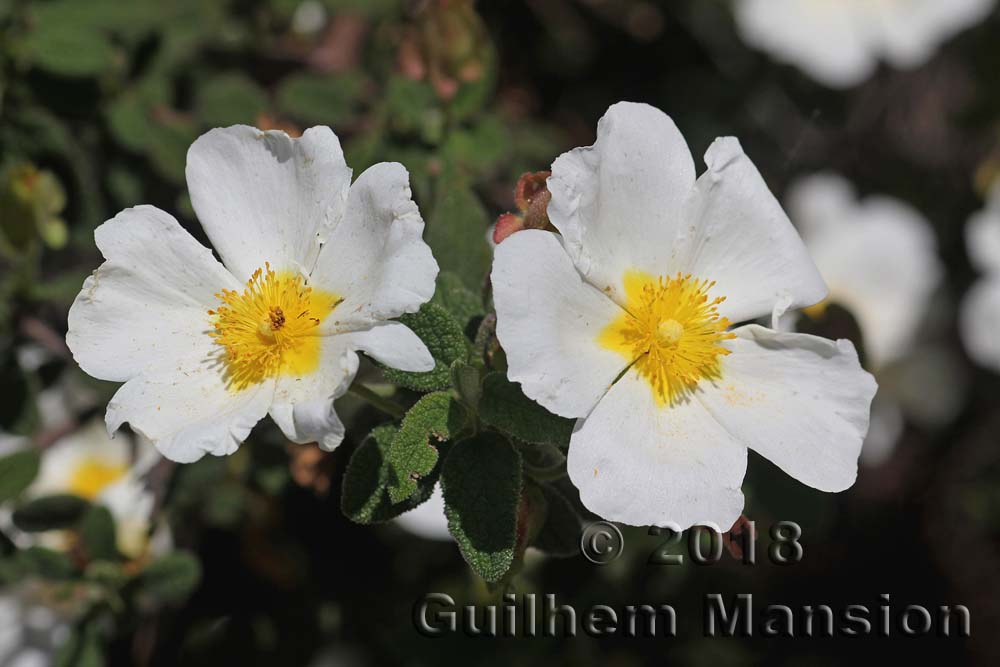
[{"xmin": 348, "ymin": 384, "xmax": 406, "ymax": 420}]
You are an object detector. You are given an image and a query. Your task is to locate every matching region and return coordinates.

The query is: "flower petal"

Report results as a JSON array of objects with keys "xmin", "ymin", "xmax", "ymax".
[
  {"xmin": 67, "ymin": 206, "xmax": 241, "ymax": 383},
  {"xmin": 567, "ymin": 369, "xmax": 747, "ymax": 530},
  {"xmin": 547, "ymin": 102, "xmax": 696, "ymax": 304},
  {"xmin": 680, "ymin": 138, "xmax": 828, "ymax": 323},
  {"xmin": 341, "ymin": 321, "xmax": 434, "ymax": 372},
  {"xmin": 106, "ymin": 360, "xmax": 274, "ymax": 464},
  {"xmin": 698, "ymin": 324, "xmax": 876, "ymax": 493},
  {"xmin": 960, "ymin": 277, "xmax": 1000, "ymax": 372},
  {"xmin": 270, "ymin": 336, "xmax": 360, "ymax": 452},
  {"xmin": 186, "ymin": 125, "xmax": 351, "ymax": 281},
  {"xmin": 311, "ymin": 162, "xmax": 438, "ymax": 331},
  {"xmin": 492, "ymin": 230, "xmax": 628, "ymax": 418}
]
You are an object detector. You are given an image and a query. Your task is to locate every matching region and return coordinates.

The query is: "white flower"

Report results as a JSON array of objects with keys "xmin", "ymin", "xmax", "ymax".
[
  {"xmin": 733, "ymin": 0, "xmax": 996, "ymax": 88},
  {"xmin": 67, "ymin": 126, "xmax": 438, "ymax": 462},
  {"xmin": 785, "ymin": 173, "xmax": 943, "ymax": 370},
  {"xmin": 394, "ymin": 485, "xmax": 451, "ymax": 541},
  {"xmin": 492, "ymin": 102, "xmax": 877, "ymax": 530},
  {"xmin": 27, "ymin": 420, "xmax": 160, "ymax": 559},
  {"xmin": 960, "ymin": 187, "xmax": 1000, "ymax": 371},
  {"xmin": 0, "ymin": 589, "xmax": 70, "ymax": 667}
]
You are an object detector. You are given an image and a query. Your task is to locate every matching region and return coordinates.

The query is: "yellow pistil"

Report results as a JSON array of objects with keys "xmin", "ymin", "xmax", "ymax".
[
  {"xmin": 68, "ymin": 459, "xmax": 127, "ymax": 500},
  {"xmin": 599, "ymin": 270, "xmax": 736, "ymax": 405},
  {"xmin": 208, "ymin": 263, "xmax": 341, "ymax": 391}
]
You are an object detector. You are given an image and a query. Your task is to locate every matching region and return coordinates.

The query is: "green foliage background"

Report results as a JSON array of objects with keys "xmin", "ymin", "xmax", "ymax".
[{"xmin": 1, "ymin": 0, "xmax": 1000, "ymax": 665}]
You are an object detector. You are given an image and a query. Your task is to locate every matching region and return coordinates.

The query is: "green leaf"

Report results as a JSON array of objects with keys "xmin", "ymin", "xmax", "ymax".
[
  {"xmin": 441, "ymin": 115, "xmax": 509, "ymax": 177},
  {"xmin": 0, "ymin": 450, "xmax": 40, "ymax": 502},
  {"xmin": 386, "ymin": 392, "xmax": 468, "ymax": 504},
  {"xmin": 442, "ymin": 432, "xmax": 522, "ymax": 582},
  {"xmin": 426, "ymin": 184, "xmax": 492, "ymax": 291},
  {"xmin": 22, "ymin": 24, "xmax": 117, "ymax": 78},
  {"xmin": 382, "ymin": 303, "xmax": 468, "ymax": 391},
  {"xmin": 196, "ymin": 73, "xmax": 268, "ymax": 128},
  {"xmin": 12, "ymin": 494, "xmax": 89, "ymax": 532},
  {"xmin": 0, "ymin": 353, "xmax": 38, "ymax": 435},
  {"xmin": 532, "ymin": 484, "xmax": 583, "ymax": 558},
  {"xmin": 275, "ymin": 72, "xmax": 366, "ymax": 127},
  {"xmin": 384, "ymin": 76, "xmax": 439, "ymax": 138},
  {"xmin": 479, "ymin": 373, "xmax": 574, "ymax": 446},
  {"xmin": 450, "ymin": 360, "xmax": 481, "ymax": 411},
  {"xmin": 430, "ymin": 271, "xmax": 484, "ymax": 327},
  {"xmin": 18, "ymin": 546, "xmax": 76, "ymax": 579},
  {"xmin": 55, "ymin": 622, "xmax": 104, "ymax": 667},
  {"xmin": 137, "ymin": 551, "xmax": 202, "ymax": 604},
  {"xmin": 79, "ymin": 505, "xmax": 118, "ymax": 561},
  {"xmin": 342, "ymin": 424, "xmax": 439, "ymax": 524}
]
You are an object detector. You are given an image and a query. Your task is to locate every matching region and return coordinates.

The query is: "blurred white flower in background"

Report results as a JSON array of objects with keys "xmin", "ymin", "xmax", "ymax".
[
  {"xmin": 784, "ymin": 173, "xmax": 956, "ymax": 466},
  {"xmin": 786, "ymin": 173, "xmax": 943, "ymax": 369},
  {"xmin": 960, "ymin": 187, "xmax": 1000, "ymax": 371},
  {"xmin": 493, "ymin": 102, "xmax": 876, "ymax": 531},
  {"xmin": 393, "ymin": 485, "xmax": 451, "ymax": 541},
  {"xmin": 0, "ymin": 588, "xmax": 70, "ymax": 667},
  {"xmin": 24, "ymin": 420, "xmax": 162, "ymax": 560},
  {"xmin": 733, "ymin": 0, "xmax": 996, "ymax": 88}
]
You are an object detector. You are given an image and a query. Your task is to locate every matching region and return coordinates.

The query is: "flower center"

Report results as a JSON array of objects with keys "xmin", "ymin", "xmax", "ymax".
[
  {"xmin": 69, "ymin": 458, "xmax": 127, "ymax": 500},
  {"xmin": 208, "ymin": 264, "xmax": 341, "ymax": 391},
  {"xmin": 599, "ymin": 271, "xmax": 735, "ymax": 405}
]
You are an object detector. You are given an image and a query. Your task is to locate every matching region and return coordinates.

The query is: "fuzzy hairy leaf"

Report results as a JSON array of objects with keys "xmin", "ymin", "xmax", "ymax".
[
  {"xmin": 442, "ymin": 432, "xmax": 522, "ymax": 582},
  {"xmin": 479, "ymin": 373, "xmax": 574, "ymax": 446},
  {"xmin": 386, "ymin": 393, "xmax": 467, "ymax": 504},
  {"xmin": 342, "ymin": 425, "xmax": 439, "ymax": 523},
  {"xmin": 382, "ymin": 303, "xmax": 468, "ymax": 392},
  {"xmin": 430, "ymin": 271, "xmax": 484, "ymax": 327}
]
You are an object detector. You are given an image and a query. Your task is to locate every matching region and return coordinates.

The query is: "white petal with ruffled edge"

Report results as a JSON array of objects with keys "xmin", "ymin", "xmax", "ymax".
[
  {"xmin": 269, "ymin": 336, "xmax": 358, "ymax": 452},
  {"xmin": 106, "ymin": 353, "xmax": 275, "ymax": 464},
  {"xmin": 186, "ymin": 125, "xmax": 351, "ymax": 281},
  {"xmin": 681, "ymin": 138, "xmax": 828, "ymax": 324},
  {"xmin": 312, "ymin": 162, "xmax": 438, "ymax": 332},
  {"xmin": 547, "ymin": 102, "xmax": 695, "ymax": 305},
  {"xmin": 698, "ymin": 325, "xmax": 876, "ymax": 493},
  {"xmin": 67, "ymin": 206, "xmax": 242, "ymax": 383},
  {"xmin": 492, "ymin": 230, "xmax": 628, "ymax": 419},
  {"xmin": 567, "ymin": 369, "xmax": 747, "ymax": 531}
]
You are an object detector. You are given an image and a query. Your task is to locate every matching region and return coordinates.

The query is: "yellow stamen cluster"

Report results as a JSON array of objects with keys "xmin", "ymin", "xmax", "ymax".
[
  {"xmin": 69, "ymin": 459, "xmax": 127, "ymax": 500},
  {"xmin": 208, "ymin": 263, "xmax": 341, "ymax": 390},
  {"xmin": 599, "ymin": 271, "xmax": 735, "ymax": 405}
]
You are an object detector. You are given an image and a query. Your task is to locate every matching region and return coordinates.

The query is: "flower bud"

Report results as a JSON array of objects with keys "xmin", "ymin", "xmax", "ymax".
[{"xmin": 0, "ymin": 162, "xmax": 67, "ymax": 251}]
